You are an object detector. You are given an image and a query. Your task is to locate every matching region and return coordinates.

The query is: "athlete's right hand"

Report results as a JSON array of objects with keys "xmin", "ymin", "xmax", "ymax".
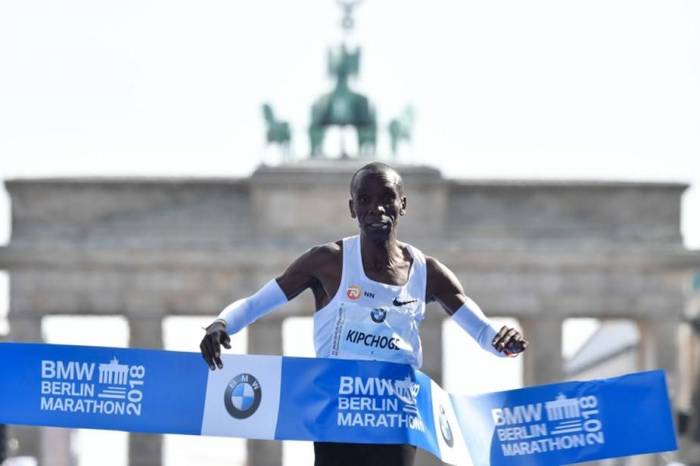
[{"xmin": 200, "ymin": 320, "xmax": 231, "ymax": 370}]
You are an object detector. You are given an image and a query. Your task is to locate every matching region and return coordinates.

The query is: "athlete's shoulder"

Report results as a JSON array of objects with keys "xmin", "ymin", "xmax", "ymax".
[
  {"xmin": 424, "ymin": 255, "xmax": 444, "ymax": 275},
  {"xmin": 401, "ymin": 240, "xmax": 427, "ymax": 257},
  {"xmin": 424, "ymin": 255, "xmax": 458, "ymax": 282},
  {"xmin": 279, "ymin": 240, "xmax": 342, "ymax": 283},
  {"xmin": 309, "ymin": 240, "xmax": 342, "ymax": 257},
  {"xmin": 296, "ymin": 240, "xmax": 342, "ymax": 268}
]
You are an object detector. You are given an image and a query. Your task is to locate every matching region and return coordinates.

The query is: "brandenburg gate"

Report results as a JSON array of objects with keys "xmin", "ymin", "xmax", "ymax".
[{"xmin": 0, "ymin": 161, "xmax": 698, "ymax": 465}]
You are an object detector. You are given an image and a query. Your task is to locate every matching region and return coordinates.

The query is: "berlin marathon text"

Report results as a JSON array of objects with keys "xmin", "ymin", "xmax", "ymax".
[
  {"xmin": 40, "ymin": 396, "xmax": 141, "ymax": 416},
  {"xmin": 501, "ymin": 431, "xmax": 605, "ymax": 456},
  {"xmin": 337, "ymin": 412, "xmax": 425, "ymax": 431}
]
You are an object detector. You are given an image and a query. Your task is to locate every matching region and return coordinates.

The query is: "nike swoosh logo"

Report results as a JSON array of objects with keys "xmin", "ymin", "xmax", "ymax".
[{"xmin": 393, "ymin": 297, "xmax": 417, "ymax": 306}]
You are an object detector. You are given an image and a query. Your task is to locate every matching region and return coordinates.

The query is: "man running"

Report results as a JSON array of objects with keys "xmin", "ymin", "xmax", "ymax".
[{"xmin": 200, "ymin": 162, "xmax": 528, "ymax": 466}]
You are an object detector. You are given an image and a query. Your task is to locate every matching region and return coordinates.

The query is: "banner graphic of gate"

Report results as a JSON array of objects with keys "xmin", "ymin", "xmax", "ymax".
[{"xmin": 0, "ymin": 343, "xmax": 676, "ymax": 465}]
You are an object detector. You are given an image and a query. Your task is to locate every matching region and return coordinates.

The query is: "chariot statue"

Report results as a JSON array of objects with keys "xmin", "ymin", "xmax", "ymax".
[
  {"xmin": 261, "ymin": 0, "xmax": 415, "ymax": 161},
  {"xmin": 308, "ymin": 0, "xmax": 377, "ymax": 158},
  {"xmin": 309, "ymin": 44, "xmax": 376, "ymax": 158}
]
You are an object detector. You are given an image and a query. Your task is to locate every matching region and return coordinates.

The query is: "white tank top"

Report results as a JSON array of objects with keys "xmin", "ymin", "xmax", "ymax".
[{"xmin": 313, "ymin": 235, "xmax": 427, "ymax": 368}]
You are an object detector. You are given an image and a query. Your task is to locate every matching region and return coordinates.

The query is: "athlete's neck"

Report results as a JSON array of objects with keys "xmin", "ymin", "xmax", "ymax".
[{"xmin": 359, "ymin": 232, "xmax": 404, "ymax": 273}]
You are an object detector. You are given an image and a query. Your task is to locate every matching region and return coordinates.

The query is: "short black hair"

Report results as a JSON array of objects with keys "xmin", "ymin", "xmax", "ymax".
[{"xmin": 350, "ymin": 162, "xmax": 404, "ymax": 195}]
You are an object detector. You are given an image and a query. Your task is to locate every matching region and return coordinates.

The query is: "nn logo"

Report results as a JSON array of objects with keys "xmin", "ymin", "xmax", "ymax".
[{"xmin": 346, "ymin": 285, "xmax": 361, "ymax": 300}]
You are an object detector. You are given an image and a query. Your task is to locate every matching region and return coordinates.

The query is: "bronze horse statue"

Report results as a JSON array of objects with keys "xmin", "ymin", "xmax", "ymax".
[
  {"xmin": 388, "ymin": 105, "xmax": 414, "ymax": 157},
  {"xmin": 262, "ymin": 103, "xmax": 292, "ymax": 160}
]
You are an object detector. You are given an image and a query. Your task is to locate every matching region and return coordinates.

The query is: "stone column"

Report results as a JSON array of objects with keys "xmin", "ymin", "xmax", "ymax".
[
  {"xmin": 637, "ymin": 319, "xmax": 681, "ymax": 466},
  {"xmin": 419, "ymin": 312, "xmax": 444, "ymax": 384},
  {"xmin": 415, "ymin": 312, "xmax": 447, "ymax": 466},
  {"xmin": 247, "ymin": 316, "xmax": 283, "ymax": 466},
  {"xmin": 41, "ymin": 428, "xmax": 74, "ymax": 466},
  {"xmin": 8, "ymin": 314, "xmax": 43, "ymax": 462},
  {"xmin": 654, "ymin": 321, "xmax": 680, "ymax": 400},
  {"xmin": 637, "ymin": 319, "xmax": 679, "ymax": 380},
  {"xmin": 520, "ymin": 318, "xmax": 563, "ymax": 386},
  {"xmin": 128, "ymin": 316, "xmax": 163, "ymax": 466}
]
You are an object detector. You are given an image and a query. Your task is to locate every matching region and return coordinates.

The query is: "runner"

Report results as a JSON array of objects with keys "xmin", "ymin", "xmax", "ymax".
[{"xmin": 200, "ymin": 162, "xmax": 528, "ymax": 466}]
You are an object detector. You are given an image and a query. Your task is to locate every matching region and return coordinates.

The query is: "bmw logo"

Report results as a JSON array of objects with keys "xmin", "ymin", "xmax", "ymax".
[
  {"xmin": 439, "ymin": 405, "xmax": 454, "ymax": 447},
  {"xmin": 224, "ymin": 373, "xmax": 262, "ymax": 419},
  {"xmin": 370, "ymin": 308, "xmax": 387, "ymax": 323}
]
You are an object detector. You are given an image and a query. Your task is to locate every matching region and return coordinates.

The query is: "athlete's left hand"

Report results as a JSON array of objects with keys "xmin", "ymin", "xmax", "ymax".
[
  {"xmin": 492, "ymin": 326, "xmax": 528, "ymax": 357},
  {"xmin": 200, "ymin": 320, "xmax": 231, "ymax": 370}
]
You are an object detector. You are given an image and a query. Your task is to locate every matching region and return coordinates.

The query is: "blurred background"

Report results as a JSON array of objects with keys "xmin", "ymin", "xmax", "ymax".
[{"xmin": 1, "ymin": 1, "xmax": 699, "ymax": 465}]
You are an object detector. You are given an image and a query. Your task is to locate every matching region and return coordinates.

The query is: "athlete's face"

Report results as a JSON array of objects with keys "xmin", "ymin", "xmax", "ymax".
[{"xmin": 349, "ymin": 171, "xmax": 406, "ymax": 240}]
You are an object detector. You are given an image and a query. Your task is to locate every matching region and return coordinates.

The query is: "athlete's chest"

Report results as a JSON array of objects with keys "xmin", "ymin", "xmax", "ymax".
[
  {"xmin": 341, "ymin": 281, "xmax": 421, "ymax": 316},
  {"xmin": 329, "ymin": 282, "xmax": 425, "ymax": 363},
  {"xmin": 361, "ymin": 263, "xmax": 411, "ymax": 287},
  {"xmin": 315, "ymin": 259, "xmax": 412, "ymax": 309}
]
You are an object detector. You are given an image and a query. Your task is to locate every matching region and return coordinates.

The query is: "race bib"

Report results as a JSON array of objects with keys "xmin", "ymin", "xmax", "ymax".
[{"xmin": 330, "ymin": 301, "xmax": 421, "ymax": 366}]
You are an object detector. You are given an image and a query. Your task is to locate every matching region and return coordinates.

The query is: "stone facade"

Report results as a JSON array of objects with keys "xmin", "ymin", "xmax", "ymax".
[{"xmin": 0, "ymin": 160, "xmax": 698, "ymax": 466}]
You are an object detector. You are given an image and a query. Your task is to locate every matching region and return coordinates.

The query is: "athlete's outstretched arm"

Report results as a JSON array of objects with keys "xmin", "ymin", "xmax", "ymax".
[
  {"xmin": 426, "ymin": 256, "xmax": 528, "ymax": 357},
  {"xmin": 200, "ymin": 244, "xmax": 338, "ymax": 370}
]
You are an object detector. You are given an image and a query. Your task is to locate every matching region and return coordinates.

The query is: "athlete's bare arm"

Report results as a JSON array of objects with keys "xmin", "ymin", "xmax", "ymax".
[
  {"xmin": 426, "ymin": 256, "xmax": 527, "ymax": 355},
  {"xmin": 200, "ymin": 241, "xmax": 343, "ymax": 369},
  {"xmin": 425, "ymin": 256, "xmax": 470, "ymax": 315}
]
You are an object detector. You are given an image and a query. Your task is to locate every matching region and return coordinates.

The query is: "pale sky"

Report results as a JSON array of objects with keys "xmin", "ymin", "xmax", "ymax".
[
  {"xmin": 0, "ymin": 1, "xmax": 695, "ymax": 464},
  {"xmin": 0, "ymin": 0, "xmax": 699, "ymax": 246}
]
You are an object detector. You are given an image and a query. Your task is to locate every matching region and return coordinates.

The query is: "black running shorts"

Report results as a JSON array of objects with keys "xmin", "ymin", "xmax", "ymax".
[{"xmin": 313, "ymin": 441, "xmax": 416, "ymax": 466}]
